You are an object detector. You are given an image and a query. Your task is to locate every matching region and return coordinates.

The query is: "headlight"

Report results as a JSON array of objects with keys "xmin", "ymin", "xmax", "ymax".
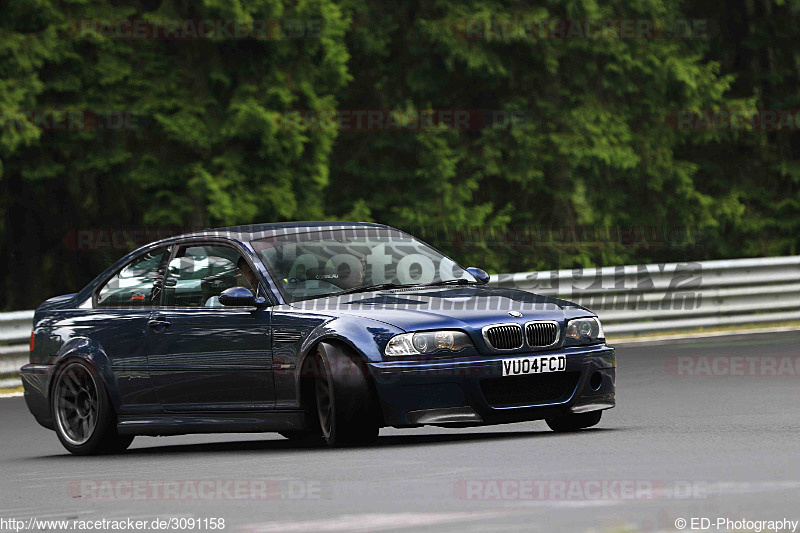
[
  {"xmin": 385, "ymin": 330, "xmax": 473, "ymax": 356},
  {"xmin": 565, "ymin": 317, "xmax": 605, "ymax": 345}
]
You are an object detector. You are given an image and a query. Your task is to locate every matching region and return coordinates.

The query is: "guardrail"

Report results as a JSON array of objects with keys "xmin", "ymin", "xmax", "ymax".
[
  {"xmin": 0, "ymin": 310, "xmax": 34, "ymax": 377},
  {"xmin": 491, "ymin": 255, "xmax": 800, "ymax": 336},
  {"xmin": 1, "ymin": 255, "xmax": 798, "ymax": 380}
]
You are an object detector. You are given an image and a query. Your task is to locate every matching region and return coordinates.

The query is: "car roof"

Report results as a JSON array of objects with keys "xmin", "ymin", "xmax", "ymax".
[{"xmin": 169, "ymin": 221, "xmax": 398, "ymax": 242}]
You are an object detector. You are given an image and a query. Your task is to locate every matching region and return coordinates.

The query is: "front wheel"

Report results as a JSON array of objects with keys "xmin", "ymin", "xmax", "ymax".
[
  {"xmin": 546, "ymin": 411, "xmax": 602, "ymax": 433},
  {"xmin": 52, "ymin": 360, "xmax": 133, "ymax": 455},
  {"xmin": 312, "ymin": 343, "xmax": 380, "ymax": 447}
]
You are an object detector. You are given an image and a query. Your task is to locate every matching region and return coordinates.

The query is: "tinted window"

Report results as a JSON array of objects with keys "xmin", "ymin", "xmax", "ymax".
[
  {"xmin": 162, "ymin": 245, "xmax": 257, "ymax": 307},
  {"xmin": 251, "ymin": 228, "xmax": 474, "ymax": 302},
  {"xmin": 96, "ymin": 247, "xmax": 170, "ymax": 308}
]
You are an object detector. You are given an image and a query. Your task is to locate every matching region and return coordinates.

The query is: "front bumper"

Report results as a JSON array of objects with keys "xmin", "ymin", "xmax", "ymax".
[
  {"xmin": 20, "ymin": 364, "xmax": 56, "ymax": 430},
  {"xmin": 368, "ymin": 344, "xmax": 615, "ymax": 427}
]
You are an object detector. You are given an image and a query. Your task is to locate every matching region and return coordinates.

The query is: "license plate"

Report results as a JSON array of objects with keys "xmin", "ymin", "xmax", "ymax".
[{"xmin": 502, "ymin": 355, "xmax": 567, "ymax": 376}]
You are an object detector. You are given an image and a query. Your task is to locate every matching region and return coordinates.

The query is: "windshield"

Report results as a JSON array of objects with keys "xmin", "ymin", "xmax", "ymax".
[{"xmin": 251, "ymin": 227, "xmax": 476, "ymax": 302}]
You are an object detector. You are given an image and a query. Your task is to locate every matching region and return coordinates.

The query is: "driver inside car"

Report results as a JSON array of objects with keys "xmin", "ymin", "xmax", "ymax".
[
  {"xmin": 329, "ymin": 258, "xmax": 366, "ymax": 290},
  {"xmin": 204, "ymin": 257, "xmax": 259, "ymax": 306}
]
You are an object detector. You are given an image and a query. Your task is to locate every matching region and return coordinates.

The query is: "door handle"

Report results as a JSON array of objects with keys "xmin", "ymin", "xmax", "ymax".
[{"xmin": 148, "ymin": 319, "xmax": 171, "ymax": 329}]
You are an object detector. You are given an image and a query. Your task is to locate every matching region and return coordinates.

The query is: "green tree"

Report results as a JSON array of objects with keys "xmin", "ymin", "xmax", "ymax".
[
  {"xmin": 326, "ymin": 0, "xmax": 760, "ymax": 271},
  {"xmin": 0, "ymin": 0, "xmax": 349, "ymax": 309},
  {"xmin": 2, "ymin": 0, "xmax": 799, "ymax": 310}
]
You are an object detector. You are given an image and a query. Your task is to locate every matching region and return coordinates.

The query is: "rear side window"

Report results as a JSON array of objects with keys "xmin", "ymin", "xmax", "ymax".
[
  {"xmin": 162, "ymin": 244, "xmax": 257, "ymax": 307},
  {"xmin": 96, "ymin": 247, "xmax": 170, "ymax": 308}
]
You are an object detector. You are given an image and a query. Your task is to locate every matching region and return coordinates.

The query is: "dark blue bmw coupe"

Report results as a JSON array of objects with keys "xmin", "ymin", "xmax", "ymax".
[{"xmin": 21, "ymin": 222, "xmax": 615, "ymax": 454}]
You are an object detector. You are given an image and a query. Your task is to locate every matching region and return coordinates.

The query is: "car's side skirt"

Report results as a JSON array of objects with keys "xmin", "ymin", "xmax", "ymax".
[{"xmin": 116, "ymin": 410, "xmax": 308, "ymax": 436}]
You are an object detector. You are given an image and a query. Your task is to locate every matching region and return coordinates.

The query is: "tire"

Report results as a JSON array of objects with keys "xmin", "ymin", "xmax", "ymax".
[
  {"xmin": 311, "ymin": 342, "xmax": 380, "ymax": 447},
  {"xmin": 52, "ymin": 360, "xmax": 134, "ymax": 455},
  {"xmin": 546, "ymin": 411, "xmax": 602, "ymax": 433}
]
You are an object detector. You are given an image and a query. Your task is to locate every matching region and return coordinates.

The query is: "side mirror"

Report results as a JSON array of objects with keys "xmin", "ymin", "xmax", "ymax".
[
  {"xmin": 466, "ymin": 267, "xmax": 490, "ymax": 285},
  {"xmin": 219, "ymin": 286, "xmax": 257, "ymax": 307}
]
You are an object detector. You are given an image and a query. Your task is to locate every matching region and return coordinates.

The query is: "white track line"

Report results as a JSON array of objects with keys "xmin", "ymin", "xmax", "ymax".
[
  {"xmin": 613, "ymin": 325, "xmax": 800, "ymax": 345},
  {"xmin": 239, "ymin": 510, "xmax": 517, "ymax": 533}
]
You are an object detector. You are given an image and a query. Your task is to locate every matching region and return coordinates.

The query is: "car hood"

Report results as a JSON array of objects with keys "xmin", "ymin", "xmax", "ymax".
[{"xmin": 290, "ymin": 285, "xmax": 594, "ymax": 332}]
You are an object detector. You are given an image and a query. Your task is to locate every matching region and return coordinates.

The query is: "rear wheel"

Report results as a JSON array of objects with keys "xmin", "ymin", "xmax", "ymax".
[
  {"xmin": 52, "ymin": 360, "xmax": 133, "ymax": 455},
  {"xmin": 312, "ymin": 343, "xmax": 380, "ymax": 447},
  {"xmin": 546, "ymin": 411, "xmax": 602, "ymax": 433}
]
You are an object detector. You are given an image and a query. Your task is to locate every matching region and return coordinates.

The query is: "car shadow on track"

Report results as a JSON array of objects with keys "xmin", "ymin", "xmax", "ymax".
[
  {"xmin": 375, "ymin": 427, "xmax": 616, "ymax": 447},
  {"xmin": 55, "ymin": 427, "xmax": 618, "ymax": 457}
]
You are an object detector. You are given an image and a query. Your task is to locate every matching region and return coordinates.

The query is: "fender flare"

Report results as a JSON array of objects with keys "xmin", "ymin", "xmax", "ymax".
[
  {"xmin": 50, "ymin": 337, "xmax": 119, "ymax": 412},
  {"xmin": 294, "ymin": 338, "xmax": 386, "ymax": 427}
]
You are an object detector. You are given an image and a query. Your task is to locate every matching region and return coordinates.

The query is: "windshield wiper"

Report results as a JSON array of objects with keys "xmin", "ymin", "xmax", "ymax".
[
  {"xmin": 335, "ymin": 278, "xmax": 474, "ymax": 297},
  {"xmin": 417, "ymin": 278, "xmax": 476, "ymax": 288},
  {"xmin": 334, "ymin": 283, "xmax": 413, "ymax": 296}
]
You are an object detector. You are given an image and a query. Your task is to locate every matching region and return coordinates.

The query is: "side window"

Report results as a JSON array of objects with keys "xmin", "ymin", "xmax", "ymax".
[
  {"xmin": 162, "ymin": 245, "xmax": 258, "ymax": 307},
  {"xmin": 96, "ymin": 247, "xmax": 170, "ymax": 308}
]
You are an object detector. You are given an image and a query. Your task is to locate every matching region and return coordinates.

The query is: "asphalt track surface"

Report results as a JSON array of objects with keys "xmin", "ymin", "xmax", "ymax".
[{"xmin": 1, "ymin": 330, "xmax": 800, "ymax": 532}]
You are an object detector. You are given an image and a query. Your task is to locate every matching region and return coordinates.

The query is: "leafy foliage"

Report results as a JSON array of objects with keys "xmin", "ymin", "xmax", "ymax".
[{"xmin": 1, "ymin": 0, "xmax": 798, "ymax": 309}]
